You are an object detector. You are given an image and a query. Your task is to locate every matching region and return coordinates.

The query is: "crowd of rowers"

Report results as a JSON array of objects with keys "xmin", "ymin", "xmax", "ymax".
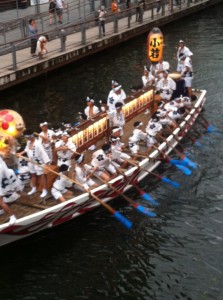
[{"xmin": 0, "ymin": 40, "xmax": 195, "ymax": 225}]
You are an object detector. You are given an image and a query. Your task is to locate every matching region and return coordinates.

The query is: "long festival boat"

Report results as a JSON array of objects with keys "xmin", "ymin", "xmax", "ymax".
[{"xmin": 0, "ymin": 29, "xmax": 207, "ymax": 247}]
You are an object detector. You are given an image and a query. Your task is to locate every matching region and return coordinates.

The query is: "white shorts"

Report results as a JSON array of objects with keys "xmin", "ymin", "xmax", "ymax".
[
  {"xmin": 184, "ymin": 77, "xmax": 193, "ymax": 88},
  {"xmin": 51, "ymin": 187, "xmax": 68, "ymax": 200},
  {"xmin": 28, "ymin": 162, "xmax": 44, "ymax": 176},
  {"xmin": 146, "ymin": 135, "xmax": 156, "ymax": 147},
  {"xmin": 129, "ymin": 142, "xmax": 139, "ymax": 154},
  {"xmin": 105, "ymin": 163, "xmax": 116, "ymax": 175},
  {"xmin": 160, "ymin": 92, "xmax": 172, "ymax": 101}
]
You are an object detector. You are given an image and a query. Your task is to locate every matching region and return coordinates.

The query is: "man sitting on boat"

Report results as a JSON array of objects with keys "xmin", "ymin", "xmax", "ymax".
[
  {"xmin": 110, "ymin": 135, "xmax": 130, "ymax": 169},
  {"xmin": 91, "ymin": 143, "xmax": 118, "ymax": 182},
  {"xmin": 51, "ymin": 164, "xmax": 74, "ymax": 203},
  {"xmin": 128, "ymin": 121, "xmax": 147, "ymax": 158},
  {"xmin": 107, "ymin": 80, "xmax": 126, "ymax": 111},
  {"xmin": 142, "ymin": 66, "xmax": 155, "ymax": 88},
  {"xmin": 146, "ymin": 115, "xmax": 162, "ymax": 153},
  {"xmin": 108, "ymin": 102, "xmax": 125, "ymax": 136},
  {"xmin": 84, "ymin": 97, "xmax": 100, "ymax": 119},
  {"xmin": 156, "ymin": 70, "xmax": 176, "ymax": 104},
  {"xmin": 55, "ymin": 131, "xmax": 78, "ymax": 167},
  {"xmin": 74, "ymin": 154, "xmax": 98, "ymax": 192},
  {"xmin": 151, "ymin": 58, "xmax": 170, "ymax": 80}
]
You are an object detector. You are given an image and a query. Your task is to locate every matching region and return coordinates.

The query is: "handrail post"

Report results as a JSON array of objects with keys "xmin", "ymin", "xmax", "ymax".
[
  {"xmin": 139, "ymin": 7, "xmax": 143, "ymax": 23},
  {"xmin": 98, "ymin": 21, "xmax": 102, "ymax": 38},
  {"xmin": 60, "ymin": 29, "xmax": 66, "ymax": 52},
  {"xmin": 81, "ymin": 25, "xmax": 86, "ymax": 45},
  {"xmin": 12, "ymin": 44, "xmax": 17, "ymax": 70},
  {"xmin": 127, "ymin": 11, "xmax": 131, "ymax": 28},
  {"xmin": 151, "ymin": 4, "xmax": 154, "ymax": 19},
  {"xmin": 114, "ymin": 15, "xmax": 118, "ymax": 33}
]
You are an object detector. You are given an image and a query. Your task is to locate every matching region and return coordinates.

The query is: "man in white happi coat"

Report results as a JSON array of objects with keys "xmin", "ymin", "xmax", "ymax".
[
  {"xmin": 179, "ymin": 53, "xmax": 193, "ymax": 98},
  {"xmin": 74, "ymin": 154, "xmax": 98, "ymax": 191},
  {"xmin": 51, "ymin": 164, "xmax": 74, "ymax": 203},
  {"xmin": 18, "ymin": 130, "xmax": 51, "ymax": 198},
  {"xmin": 55, "ymin": 131, "xmax": 78, "ymax": 167},
  {"xmin": 91, "ymin": 144, "xmax": 117, "ymax": 181},
  {"xmin": 39, "ymin": 121, "xmax": 55, "ymax": 163},
  {"xmin": 108, "ymin": 102, "xmax": 125, "ymax": 136},
  {"xmin": 156, "ymin": 70, "xmax": 176, "ymax": 103},
  {"xmin": 177, "ymin": 40, "xmax": 193, "ymax": 72},
  {"xmin": 151, "ymin": 58, "xmax": 170, "ymax": 80},
  {"xmin": 110, "ymin": 135, "xmax": 130, "ymax": 168},
  {"xmin": 107, "ymin": 80, "xmax": 126, "ymax": 111},
  {"xmin": 0, "ymin": 156, "xmax": 18, "ymax": 225},
  {"xmin": 142, "ymin": 66, "xmax": 155, "ymax": 88},
  {"xmin": 84, "ymin": 97, "xmax": 100, "ymax": 119},
  {"xmin": 146, "ymin": 115, "xmax": 162, "ymax": 153},
  {"xmin": 128, "ymin": 121, "xmax": 147, "ymax": 156}
]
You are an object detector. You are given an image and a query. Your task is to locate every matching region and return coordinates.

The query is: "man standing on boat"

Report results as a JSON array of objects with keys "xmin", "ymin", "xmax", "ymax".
[
  {"xmin": 177, "ymin": 40, "xmax": 193, "ymax": 72},
  {"xmin": 179, "ymin": 53, "xmax": 193, "ymax": 99},
  {"xmin": 55, "ymin": 132, "xmax": 78, "ymax": 167},
  {"xmin": 39, "ymin": 122, "xmax": 55, "ymax": 163},
  {"xmin": 18, "ymin": 130, "xmax": 51, "ymax": 198},
  {"xmin": 107, "ymin": 81, "xmax": 126, "ymax": 111}
]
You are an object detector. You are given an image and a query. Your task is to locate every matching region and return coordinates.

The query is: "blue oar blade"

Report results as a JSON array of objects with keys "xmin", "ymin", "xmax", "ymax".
[
  {"xmin": 113, "ymin": 211, "xmax": 133, "ymax": 229},
  {"xmin": 141, "ymin": 192, "xmax": 159, "ymax": 206},
  {"xmin": 182, "ymin": 157, "xmax": 197, "ymax": 169},
  {"xmin": 175, "ymin": 164, "xmax": 192, "ymax": 176},
  {"xmin": 135, "ymin": 205, "xmax": 157, "ymax": 217},
  {"xmin": 207, "ymin": 124, "xmax": 220, "ymax": 133},
  {"xmin": 161, "ymin": 177, "xmax": 180, "ymax": 188}
]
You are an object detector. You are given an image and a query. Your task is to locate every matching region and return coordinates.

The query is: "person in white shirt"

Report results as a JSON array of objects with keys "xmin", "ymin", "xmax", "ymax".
[
  {"xmin": 18, "ymin": 130, "xmax": 51, "ymax": 198},
  {"xmin": 91, "ymin": 144, "xmax": 117, "ymax": 181},
  {"xmin": 107, "ymin": 80, "xmax": 126, "ymax": 111},
  {"xmin": 128, "ymin": 121, "xmax": 147, "ymax": 156},
  {"xmin": 84, "ymin": 97, "xmax": 100, "ymax": 119},
  {"xmin": 146, "ymin": 115, "xmax": 162, "ymax": 153},
  {"xmin": 177, "ymin": 40, "xmax": 193, "ymax": 72},
  {"xmin": 110, "ymin": 135, "xmax": 130, "ymax": 168},
  {"xmin": 55, "ymin": 0, "xmax": 64, "ymax": 24},
  {"xmin": 179, "ymin": 53, "xmax": 193, "ymax": 98},
  {"xmin": 156, "ymin": 70, "xmax": 176, "ymax": 103},
  {"xmin": 39, "ymin": 121, "xmax": 55, "ymax": 163},
  {"xmin": 108, "ymin": 102, "xmax": 125, "ymax": 136},
  {"xmin": 51, "ymin": 164, "xmax": 74, "ymax": 202},
  {"xmin": 142, "ymin": 66, "xmax": 155, "ymax": 88},
  {"xmin": 98, "ymin": 6, "xmax": 107, "ymax": 36},
  {"xmin": 55, "ymin": 131, "xmax": 78, "ymax": 167},
  {"xmin": 0, "ymin": 156, "xmax": 17, "ymax": 225},
  {"xmin": 74, "ymin": 154, "xmax": 98, "ymax": 191},
  {"xmin": 152, "ymin": 58, "xmax": 170, "ymax": 80}
]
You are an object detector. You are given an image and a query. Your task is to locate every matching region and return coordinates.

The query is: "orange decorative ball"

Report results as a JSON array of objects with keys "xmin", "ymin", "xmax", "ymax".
[{"xmin": 0, "ymin": 109, "xmax": 25, "ymax": 138}]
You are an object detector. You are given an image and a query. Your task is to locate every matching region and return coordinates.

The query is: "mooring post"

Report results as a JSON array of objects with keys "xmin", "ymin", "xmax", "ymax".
[{"xmin": 60, "ymin": 29, "xmax": 66, "ymax": 52}]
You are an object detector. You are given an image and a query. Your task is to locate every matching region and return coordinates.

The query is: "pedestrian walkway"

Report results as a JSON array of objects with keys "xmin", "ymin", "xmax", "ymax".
[{"xmin": 0, "ymin": 0, "xmax": 216, "ymax": 91}]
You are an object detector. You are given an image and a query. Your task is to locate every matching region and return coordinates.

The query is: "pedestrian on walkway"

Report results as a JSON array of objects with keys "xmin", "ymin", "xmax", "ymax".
[
  {"xmin": 111, "ymin": 0, "xmax": 118, "ymax": 13},
  {"xmin": 28, "ymin": 19, "xmax": 38, "ymax": 57},
  {"xmin": 49, "ymin": 0, "xmax": 56, "ymax": 25},
  {"xmin": 98, "ymin": 6, "xmax": 107, "ymax": 36},
  {"xmin": 55, "ymin": 0, "xmax": 64, "ymax": 24}
]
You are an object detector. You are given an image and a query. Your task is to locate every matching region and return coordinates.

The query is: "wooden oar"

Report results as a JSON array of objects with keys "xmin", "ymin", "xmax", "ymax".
[
  {"xmin": 126, "ymin": 158, "xmax": 180, "ymax": 189},
  {"xmin": 152, "ymin": 145, "xmax": 192, "ymax": 175},
  {"xmin": 19, "ymin": 155, "xmax": 132, "ymax": 229},
  {"xmin": 111, "ymin": 162, "xmax": 159, "ymax": 206},
  {"xmin": 159, "ymin": 135, "xmax": 197, "ymax": 169},
  {"xmin": 93, "ymin": 173, "xmax": 156, "ymax": 218}
]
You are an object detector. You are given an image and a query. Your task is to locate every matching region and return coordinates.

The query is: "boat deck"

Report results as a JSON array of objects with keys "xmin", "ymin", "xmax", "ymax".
[{"xmin": 0, "ymin": 108, "xmax": 152, "ymax": 225}]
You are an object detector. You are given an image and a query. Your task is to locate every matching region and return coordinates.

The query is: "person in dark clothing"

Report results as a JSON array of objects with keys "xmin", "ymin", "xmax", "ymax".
[{"xmin": 28, "ymin": 19, "xmax": 38, "ymax": 57}]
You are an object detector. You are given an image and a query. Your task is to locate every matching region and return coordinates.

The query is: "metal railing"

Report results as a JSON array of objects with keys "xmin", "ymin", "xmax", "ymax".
[{"xmin": 0, "ymin": 0, "xmax": 204, "ymax": 72}]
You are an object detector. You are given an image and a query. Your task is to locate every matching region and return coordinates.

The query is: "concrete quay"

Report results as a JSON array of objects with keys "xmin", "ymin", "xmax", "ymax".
[{"xmin": 0, "ymin": 0, "xmax": 221, "ymax": 91}]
